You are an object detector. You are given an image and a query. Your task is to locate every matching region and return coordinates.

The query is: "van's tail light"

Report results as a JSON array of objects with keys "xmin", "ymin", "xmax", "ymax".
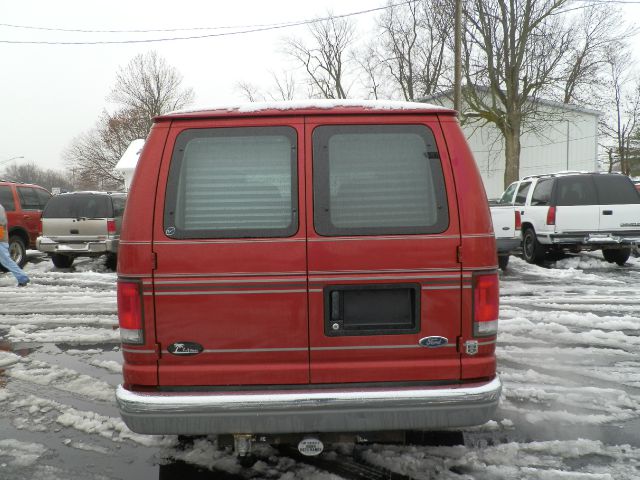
[
  {"xmin": 514, "ymin": 210, "xmax": 522, "ymax": 231},
  {"xmin": 473, "ymin": 272, "xmax": 499, "ymax": 337},
  {"xmin": 118, "ymin": 280, "xmax": 144, "ymax": 344},
  {"xmin": 107, "ymin": 219, "xmax": 117, "ymax": 235},
  {"xmin": 546, "ymin": 206, "xmax": 556, "ymax": 226}
]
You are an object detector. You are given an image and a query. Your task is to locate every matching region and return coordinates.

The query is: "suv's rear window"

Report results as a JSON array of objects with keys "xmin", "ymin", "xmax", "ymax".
[
  {"xmin": 555, "ymin": 177, "xmax": 598, "ymax": 206},
  {"xmin": 164, "ymin": 126, "xmax": 297, "ymax": 239},
  {"xmin": 312, "ymin": 124, "xmax": 448, "ymax": 236},
  {"xmin": 593, "ymin": 175, "xmax": 640, "ymax": 205},
  {"xmin": 43, "ymin": 194, "xmax": 114, "ymax": 218}
]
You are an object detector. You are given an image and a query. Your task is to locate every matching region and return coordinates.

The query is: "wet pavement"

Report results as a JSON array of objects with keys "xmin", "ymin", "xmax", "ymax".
[{"xmin": 0, "ymin": 251, "xmax": 638, "ymax": 479}]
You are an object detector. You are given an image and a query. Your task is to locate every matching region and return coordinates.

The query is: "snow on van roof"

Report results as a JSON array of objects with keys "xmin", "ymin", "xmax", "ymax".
[{"xmin": 166, "ymin": 99, "xmax": 451, "ymax": 116}]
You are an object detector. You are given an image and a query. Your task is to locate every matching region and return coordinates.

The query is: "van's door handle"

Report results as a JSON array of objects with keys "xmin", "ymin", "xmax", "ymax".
[
  {"xmin": 602, "ymin": 210, "xmax": 613, "ymax": 215},
  {"xmin": 23, "ymin": 215, "xmax": 31, "ymax": 220}
]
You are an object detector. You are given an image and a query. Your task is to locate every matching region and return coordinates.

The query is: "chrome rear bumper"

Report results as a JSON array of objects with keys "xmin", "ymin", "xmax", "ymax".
[{"xmin": 116, "ymin": 376, "xmax": 502, "ymax": 435}]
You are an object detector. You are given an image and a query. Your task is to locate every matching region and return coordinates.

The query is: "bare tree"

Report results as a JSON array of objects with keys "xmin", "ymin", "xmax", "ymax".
[
  {"xmin": 285, "ymin": 14, "xmax": 355, "ymax": 99},
  {"xmin": 236, "ymin": 81, "xmax": 265, "ymax": 102},
  {"xmin": 560, "ymin": 6, "xmax": 627, "ymax": 106},
  {"xmin": 599, "ymin": 46, "xmax": 640, "ymax": 175},
  {"xmin": 376, "ymin": 0, "xmax": 453, "ymax": 100},
  {"xmin": 462, "ymin": 0, "xmax": 576, "ymax": 188},
  {"xmin": 109, "ymin": 51, "xmax": 194, "ymax": 131},
  {"xmin": 66, "ymin": 51, "xmax": 193, "ymax": 189},
  {"xmin": 1, "ymin": 162, "xmax": 75, "ymax": 192},
  {"xmin": 270, "ymin": 71, "xmax": 297, "ymax": 101}
]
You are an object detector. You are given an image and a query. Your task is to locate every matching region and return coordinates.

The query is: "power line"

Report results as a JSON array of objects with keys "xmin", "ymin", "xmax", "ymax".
[{"xmin": 0, "ymin": 0, "xmax": 416, "ymax": 45}]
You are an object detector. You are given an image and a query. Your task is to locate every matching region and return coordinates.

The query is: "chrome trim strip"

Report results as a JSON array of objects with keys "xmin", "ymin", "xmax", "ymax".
[
  {"xmin": 477, "ymin": 339, "xmax": 497, "ymax": 346},
  {"xmin": 421, "ymin": 285, "xmax": 460, "ymax": 290},
  {"xmin": 310, "ymin": 274, "xmax": 461, "ymax": 281},
  {"xmin": 308, "ymin": 235, "xmax": 460, "ymax": 242},
  {"xmin": 311, "ymin": 344, "xmax": 456, "ymax": 351},
  {"xmin": 122, "ymin": 348, "xmax": 156, "ymax": 354},
  {"xmin": 198, "ymin": 347, "xmax": 307, "ymax": 354},
  {"xmin": 309, "ymin": 268, "xmax": 461, "ymax": 275},
  {"xmin": 154, "ymin": 278, "xmax": 306, "ymax": 285},
  {"xmin": 153, "ymin": 289, "xmax": 307, "ymax": 296},
  {"xmin": 154, "ymin": 271, "xmax": 307, "ymax": 278},
  {"xmin": 154, "ymin": 239, "xmax": 305, "ymax": 245}
]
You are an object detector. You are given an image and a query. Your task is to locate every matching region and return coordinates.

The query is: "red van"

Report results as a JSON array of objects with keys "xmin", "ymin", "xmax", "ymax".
[{"xmin": 116, "ymin": 101, "xmax": 501, "ymax": 455}]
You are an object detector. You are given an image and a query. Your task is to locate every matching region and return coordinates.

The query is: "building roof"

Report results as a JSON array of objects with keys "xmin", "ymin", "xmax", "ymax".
[{"xmin": 114, "ymin": 139, "xmax": 145, "ymax": 172}]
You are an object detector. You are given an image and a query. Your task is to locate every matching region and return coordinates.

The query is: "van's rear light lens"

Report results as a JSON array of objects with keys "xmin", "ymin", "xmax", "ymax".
[
  {"xmin": 514, "ymin": 210, "xmax": 522, "ymax": 231},
  {"xmin": 107, "ymin": 219, "xmax": 117, "ymax": 234},
  {"xmin": 473, "ymin": 272, "xmax": 499, "ymax": 337},
  {"xmin": 546, "ymin": 206, "xmax": 556, "ymax": 226},
  {"xmin": 118, "ymin": 280, "xmax": 144, "ymax": 344}
]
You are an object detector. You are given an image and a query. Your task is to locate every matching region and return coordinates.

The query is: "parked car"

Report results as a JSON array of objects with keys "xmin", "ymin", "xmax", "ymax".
[
  {"xmin": 115, "ymin": 100, "xmax": 502, "ymax": 458},
  {"xmin": 0, "ymin": 180, "xmax": 51, "ymax": 268},
  {"xmin": 489, "ymin": 200, "xmax": 522, "ymax": 270},
  {"xmin": 36, "ymin": 191, "xmax": 126, "ymax": 270},
  {"xmin": 499, "ymin": 172, "xmax": 640, "ymax": 265}
]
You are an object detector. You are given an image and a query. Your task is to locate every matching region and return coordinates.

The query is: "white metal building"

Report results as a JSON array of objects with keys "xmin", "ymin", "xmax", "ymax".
[{"xmin": 426, "ymin": 94, "xmax": 600, "ymax": 198}]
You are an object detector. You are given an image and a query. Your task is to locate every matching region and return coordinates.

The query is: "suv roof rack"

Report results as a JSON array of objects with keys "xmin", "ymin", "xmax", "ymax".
[{"xmin": 521, "ymin": 171, "xmax": 622, "ymax": 181}]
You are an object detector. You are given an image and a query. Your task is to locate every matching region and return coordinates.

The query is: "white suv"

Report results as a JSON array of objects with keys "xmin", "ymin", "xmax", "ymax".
[{"xmin": 499, "ymin": 172, "xmax": 640, "ymax": 265}]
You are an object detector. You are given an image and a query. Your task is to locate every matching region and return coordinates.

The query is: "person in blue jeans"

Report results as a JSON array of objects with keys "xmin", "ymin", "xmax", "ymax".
[{"xmin": 0, "ymin": 203, "xmax": 29, "ymax": 286}]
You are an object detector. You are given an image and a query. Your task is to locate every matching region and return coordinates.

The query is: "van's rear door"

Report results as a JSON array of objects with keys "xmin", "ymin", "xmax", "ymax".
[
  {"xmin": 152, "ymin": 118, "xmax": 309, "ymax": 386},
  {"xmin": 305, "ymin": 116, "xmax": 463, "ymax": 384}
]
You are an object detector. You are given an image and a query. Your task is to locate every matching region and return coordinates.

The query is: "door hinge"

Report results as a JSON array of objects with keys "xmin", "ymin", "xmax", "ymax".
[
  {"xmin": 151, "ymin": 252, "xmax": 157, "ymax": 270},
  {"xmin": 456, "ymin": 245, "xmax": 463, "ymax": 264},
  {"xmin": 155, "ymin": 343, "xmax": 162, "ymax": 358}
]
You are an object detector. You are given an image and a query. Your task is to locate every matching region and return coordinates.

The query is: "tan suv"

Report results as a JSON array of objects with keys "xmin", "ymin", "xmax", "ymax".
[{"xmin": 36, "ymin": 191, "xmax": 126, "ymax": 270}]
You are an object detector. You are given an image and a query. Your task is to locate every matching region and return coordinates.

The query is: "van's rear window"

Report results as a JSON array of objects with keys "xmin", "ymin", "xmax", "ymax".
[
  {"xmin": 164, "ymin": 126, "xmax": 297, "ymax": 239},
  {"xmin": 313, "ymin": 125, "xmax": 449, "ymax": 236},
  {"xmin": 43, "ymin": 194, "xmax": 113, "ymax": 218}
]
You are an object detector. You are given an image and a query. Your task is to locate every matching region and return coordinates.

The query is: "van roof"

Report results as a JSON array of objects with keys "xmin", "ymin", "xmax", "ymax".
[{"xmin": 157, "ymin": 99, "xmax": 455, "ymax": 121}]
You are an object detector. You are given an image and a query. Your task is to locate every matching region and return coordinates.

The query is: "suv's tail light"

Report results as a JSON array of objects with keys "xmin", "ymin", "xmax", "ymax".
[
  {"xmin": 107, "ymin": 219, "xmax": 117, "ymax": 235},
  {"xmin": 118, "ymin": 280, "xmax": 144, "ymax": 344},
  {"xmin": 473, "ymin": 272, "xmax": 499, "ymax": 337},
  {"xmin": 546, "ymin": 206, "xmax": 556, "ymax": 226},
  {"xmin": 514, "ymin": 210, "xmax": 522, "ymax": 231}
]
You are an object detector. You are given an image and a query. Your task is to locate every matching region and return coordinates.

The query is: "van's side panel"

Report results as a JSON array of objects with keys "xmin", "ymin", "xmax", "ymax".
[
  {"xmin": 150, "ymin": 117, "xmax": 310, "ymax": 386},
  {"xmin": 439, "ymin": 116, "xmax": 497, "ymax": 380},
  {"xmin": 305, "ymin": 114, "xmax": 463, "ymax": 384},
  {"xmin": 118, "ymin": 123, "xmax": 170, "ymax": 388}
]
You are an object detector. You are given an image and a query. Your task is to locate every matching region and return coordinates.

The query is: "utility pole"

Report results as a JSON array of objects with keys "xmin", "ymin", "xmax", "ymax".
[{"xmin": 454, "ymin": 0, "xmax": 462, "ymax": 113}]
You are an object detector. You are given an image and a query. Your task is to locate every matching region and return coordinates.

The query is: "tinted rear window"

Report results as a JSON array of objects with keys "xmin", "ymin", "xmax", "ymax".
[
  {"xmin": 164, "ymin": 126, "xmax": 297, "ymax": 239},
  {"xmin": 43, "ymin": 194, "xmax": 114, "ymax": 218},
  {"xmin": 530, "ymin": 179, "xmax": 554, "ymax": 206},
  {"xmin": 555, "ymin": 177, "xmax": 598, "ymax": 206},
  {"xmin": 312, "ymin": 124, "xmax": 449, "ymax": 236},
  {"xmin": 0, "ymin": 186, "xmax": 15, "ymax": 211},
  {"xmin": 593, "ymin": 175, "xmax": 640, "ymax": 205}
]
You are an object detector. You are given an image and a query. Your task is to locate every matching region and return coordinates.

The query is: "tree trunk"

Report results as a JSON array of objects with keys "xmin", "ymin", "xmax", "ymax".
[{"xmin": 503, "ymin": 120, "xmax": 522, "ymax": 188}]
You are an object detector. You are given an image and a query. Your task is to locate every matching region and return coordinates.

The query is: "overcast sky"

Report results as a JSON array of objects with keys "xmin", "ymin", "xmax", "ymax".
[
  {"xmin": 0, "ymin": 0, "xmax": 376, "ymax": 172},
  {"xmin": 1, "ymin": 1, "xmax": 639, "ymax": 174}
]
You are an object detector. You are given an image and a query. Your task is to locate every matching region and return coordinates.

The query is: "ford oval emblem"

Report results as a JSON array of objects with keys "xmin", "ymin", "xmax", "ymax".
[
  {"xmin": 419, "ymin": 336, "xmax": 449, "ymax": 348},
  {"xmin": 168, "ymin": 342, "xmax": 203, "ymax": 356}
]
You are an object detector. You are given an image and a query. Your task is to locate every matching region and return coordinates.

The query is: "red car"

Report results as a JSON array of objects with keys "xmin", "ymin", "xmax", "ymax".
[
  {"xmin": 0, "ymin": 180, "xmax": 51, "ymax": 267},
  {"xmin": 115, "ymin": 101, "xmax": 501, "ymax": 457}
]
